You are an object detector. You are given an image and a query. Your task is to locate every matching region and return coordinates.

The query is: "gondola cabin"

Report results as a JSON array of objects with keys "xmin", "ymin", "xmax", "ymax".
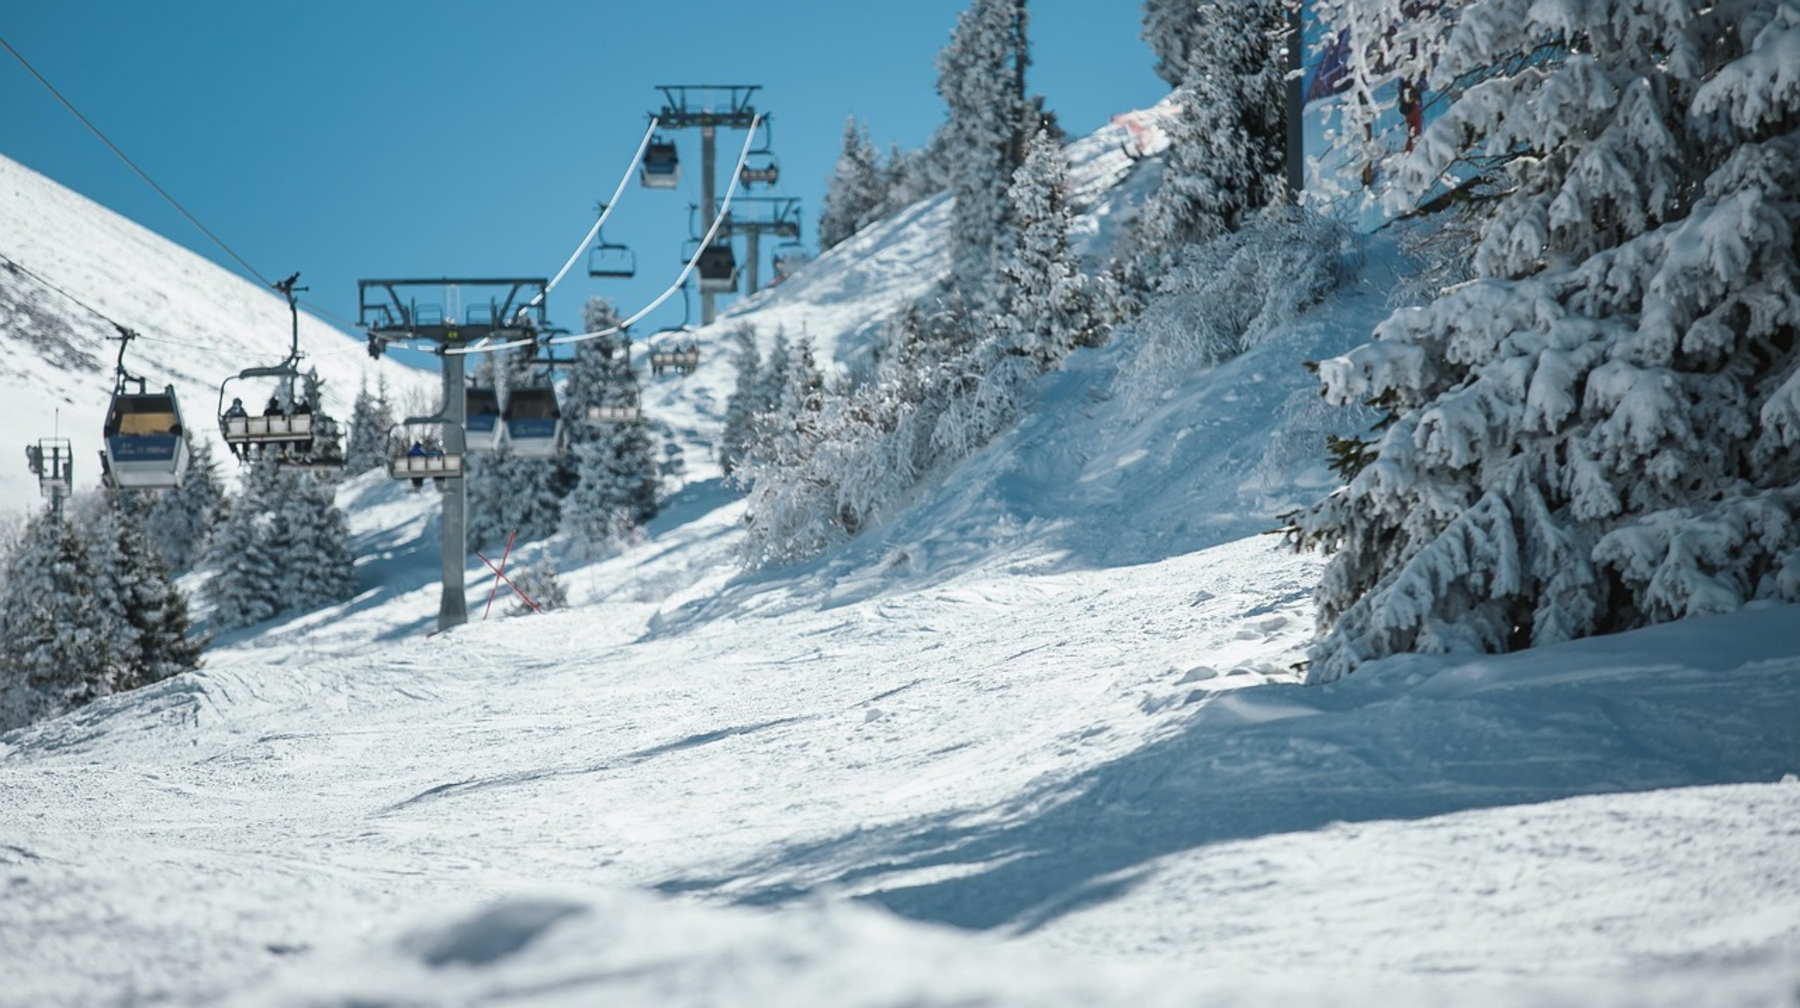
[
  {"xmin": 697, "ymin": 243, "xmax": 738, "ymax": 294},
  {"xmin": 504, "ymin": 387, "xmax": 563, "ymax": 458},
  {"xmin": 641, "ymin": 140, "xmax": 679, "ymax": 189},
  {"xmin": 465, "ymin": 386, "xmax": 504, "ymax": 453},
  {"xmin": 102, "ymin": 386, "xmax": 189, "ymax": 490}
]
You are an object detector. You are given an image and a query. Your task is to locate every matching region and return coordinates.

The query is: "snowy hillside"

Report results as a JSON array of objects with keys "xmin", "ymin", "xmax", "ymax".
[
  {"xmin": 3, "ymin": 105, "xmax": 1799, "ymax": 1007},
  {"xmin": 0, "ymin": 154, "xmax": 434, "ymax": 517}
]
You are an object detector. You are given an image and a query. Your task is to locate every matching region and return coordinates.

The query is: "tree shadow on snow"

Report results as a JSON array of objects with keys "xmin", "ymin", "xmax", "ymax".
[{"xmin": 655, "ymin": 617, "xmax": 1800, "ymax": 933}]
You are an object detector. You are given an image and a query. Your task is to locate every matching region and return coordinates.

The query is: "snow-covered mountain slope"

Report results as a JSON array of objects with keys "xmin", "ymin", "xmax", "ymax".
[
  {"xmin": 0, "ymin": 154, "xmax": 433, "ymax": 516},
  {"xmin": 3, "ymin": 107, "xmax": 1799, "ymax": 1007}
]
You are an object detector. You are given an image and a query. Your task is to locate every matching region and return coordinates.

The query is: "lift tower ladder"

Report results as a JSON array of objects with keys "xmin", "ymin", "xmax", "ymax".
[
  {"xmin": 359, "ymin": 277, "xmax": 549, "ymax": 634},
  {"xmin": 650, "ymin": 85, "xmax": 763, "ymax": 325}
]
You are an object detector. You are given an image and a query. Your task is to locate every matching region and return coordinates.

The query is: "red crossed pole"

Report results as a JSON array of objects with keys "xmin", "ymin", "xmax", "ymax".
[{"xmin": 476, "ymin": 531, "xmax": 542, "ymax": 619}]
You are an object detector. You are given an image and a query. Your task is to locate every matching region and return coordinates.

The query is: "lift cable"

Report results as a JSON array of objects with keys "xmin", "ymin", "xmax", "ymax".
[
  {"xmin": 445, "ymin": 114, "xmax": 762, "ymax": 358},
  {"xmin": 510, "ymin": 117, "xmax": 660, "ymax": 325},
  {"xmin": 1, "ymin": 34, "xmax": 277, "ymax": 290}
]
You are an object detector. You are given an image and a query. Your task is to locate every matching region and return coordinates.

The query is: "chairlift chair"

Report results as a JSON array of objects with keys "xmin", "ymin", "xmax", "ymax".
[
  {"xmin": 739, "ymin": 117, "xmax": 779, "ymax": 187},
  {"xmin": 504, "ymin": 386, "xmax": 564, "ymax": 459},
  {"xmin": 641, "ymin": 138, "xmax": 680, "ymax": 189},
  {"xmin": 464, "ymin": 385, "xmax": 504, "ymax": 454},
  {"xmin": 739, "ymin": 158, "xmax": 780, "ymax": 187},
  {"xmin": 389, "ymin": 418, "xmax": 464, "ymax": 489},
  {"xmin": 647, "ymin": 337, "xmax": 701, "ymax": 378},
  {"xmin": 587, "ymin": 377, "xmax": 641, "ymax": 423},
  {"xmin": 587, "ymin": 240, "xmax": 637, "ymax": 280},
  {"xmin": 217, "ymin": 367, "xmax": 320, "ymax": 470}
]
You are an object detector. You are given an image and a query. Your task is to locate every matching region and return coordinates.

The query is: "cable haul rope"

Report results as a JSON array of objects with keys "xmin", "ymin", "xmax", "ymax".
[
  {"xmin": 513, "ymin": 117, "xmax": 661, "ymax": 323},
  {"xmin": 444, "ymin": 113, "xmax": 763, "ymax": 357}
]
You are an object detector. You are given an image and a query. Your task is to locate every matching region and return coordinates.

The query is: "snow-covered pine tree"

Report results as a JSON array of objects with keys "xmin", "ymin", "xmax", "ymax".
[
  {"xmin": 758, "ymin": 328, "xmax": 794, "ymax": 416},
  {"xmin": 146, "ymin": 431, "xmax": 225, "ymax": 572},
  {"xmin": 737, "ymin": 337, "xmax": 834, "ymax": 566},
  {"xmin": 0, "ymin": 509, "xmax": 113, "ymax": 729},
  {"xmin": 343, "ymin": 372, "xmax": 397, "ymax": 474},
  {"xmin": 1290, "ymin": 0, "xmax": 1800, "ymax": 682},
  {"xmin": 467, "ymin": 451, "xmax": 567, "ymax": 551},
  {"xmin": 83, "ymin": 491, "xmax": 204, "ymax": 692},
  {"xmin": 1142, "ymin": 0, "xmax": 1206, "ymax": 87},
  {"xmin": 263, "ymin": 468, "xmax": 357, "ymax": 615},
  {"xmin": 559, "ymin": 299, "xmax": 658, "ymax": 547},
  {"xmin": 561, "ymin": 297, "xmax": 628, "ymax": 426},
  {"xmin": 819, "ymin": 117, "xmax": 888, "ymax": 250},
  {"xmin": 719, "ymin": 326, "xmax": 764, "ymax": 480},
  {"xmin": 996, "ymin": 128, "xmax": 1110, "ymax": 364},
  {"xmin": 1125, "ymin": 0, "xmax": 1289, "ymax": 283},
  {"xmin": 507, "ymin": 550, "xmax": 568, "ymax": 616},
  {"xmin": 936, "ymin": 0, "xmax": 1035, "ymax": 303},
  {"xmin": 563, "ymin": 419, "xmax": 660, "ymax": 547},
  {"xmin": 201, "ymin": 459, "xmax": 286, "ymax": 632}
]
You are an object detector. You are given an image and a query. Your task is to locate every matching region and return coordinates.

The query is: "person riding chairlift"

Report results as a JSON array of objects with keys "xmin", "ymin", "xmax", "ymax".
[{"xmin": 223, "ymin": 398, "xmax": 249, "ymax": 460}]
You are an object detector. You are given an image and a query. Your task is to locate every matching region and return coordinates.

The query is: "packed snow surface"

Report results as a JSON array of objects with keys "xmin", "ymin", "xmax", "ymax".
[{"xmin": 3, "ymin": 113, "xmax": 1799, "ymax": 1006}]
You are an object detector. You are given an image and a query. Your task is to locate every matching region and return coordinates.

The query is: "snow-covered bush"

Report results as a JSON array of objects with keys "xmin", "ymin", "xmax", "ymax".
[
  {"xmin": 1115, "ymin": 209, "xmax": 1354, "ymax": 411},
  {"xmin": 1291, "ymin": 0, "xmax": 1800, "ymax": 682},
  {"xmin": 738, "ymin": 129, "xmax": 1109, "ymax": 570}
]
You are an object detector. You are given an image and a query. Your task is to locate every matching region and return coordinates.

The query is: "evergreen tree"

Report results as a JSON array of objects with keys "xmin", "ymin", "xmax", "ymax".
[
  {"xmin": 146, "ymin": 432, "xmax": 225, "ymax": 572},
  {"xmin": 564, "ymin": 422, "xmax": 660, "ymax": 546},
  {"xmin": 343, "ymin": 372, "xmax": 397, "ymax": 474},
  {"xmin": 558, "ymin": 298, "xmax": 658, "ymax": 547},
  {"xmin": 202, "ymin": 457, "xmax": 355, "ymax": 631},
  {"xmin": 508, "ymin": 551, "xmax": 568, "ymax": 616},
  {"xmin": 85, "ymin": 492, "xmax": 204, "ymax": 692},
  {"xmin": 720, "ymin": 328, "xmax": 765, "ymax": 480},
  {"xmin": 1125, "ymin": 0, "xmax": 1289, "ymax": 283},
  {"xmin": 561, "ymin": 298, "xmax": 630, "ymax": 430},
  {"xmin": 202, "ymin": 459, "xmax": 285, "ymax": 632},
  {"xmin": 265, "ymin": 469, "xmax": 358, "ymax": 614},
  {"xmin": 936, "ymin": 0, "xmax": 1035, "ymax": 302},
  {"xmin": 0, "ymin": 509, "xmax": 113, "ymax": 729},
  {"xmin": 1142, "ymin": 0, "xmax": 1207, "ymax": 87},
  {"xmin": 467, "ymin": 451, "xmax": 566, "ymax": 551},
  {"xmin": 819, "ymin": 117, "xmax": 888, "ymax": 250},
  {"xmin": 1290, "ymin": 0, "xmax": 1800, "ymax": 682},
  {"xmin": 997, "ymin": 129, "xmax": 1111, "ymax": 364}
]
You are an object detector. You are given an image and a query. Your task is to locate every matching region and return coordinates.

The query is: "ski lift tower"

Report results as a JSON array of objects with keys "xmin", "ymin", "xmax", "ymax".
[
  {"xmin": 650, "ymin": 85, "xmax": 763, "ymax": 325},
  {"xmin": 26, "ymin": 434, "xmax": 73, "ymax": 522},
  {"xmin": 715, "ymin": 196, "xmax": 802, "ymax": 297},
  {"xmin": 359, "ymin": 277, "xmax": 549, "ymax": 633}
]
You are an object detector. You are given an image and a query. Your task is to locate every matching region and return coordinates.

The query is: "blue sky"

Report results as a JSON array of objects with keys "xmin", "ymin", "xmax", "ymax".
[{"xmin": 1, "ymin": 1, "xmax": 1168, "ymax": 369}]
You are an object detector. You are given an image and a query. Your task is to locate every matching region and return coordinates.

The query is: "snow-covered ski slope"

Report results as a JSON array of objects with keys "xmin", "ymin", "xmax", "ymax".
[
  {"xmin": 4, "ymin": 110, "xmax": 1800, "ymax": 1006},
  {"xmin": 0, "ymin": 154, "xmax": 435, "ymax": 517}
]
